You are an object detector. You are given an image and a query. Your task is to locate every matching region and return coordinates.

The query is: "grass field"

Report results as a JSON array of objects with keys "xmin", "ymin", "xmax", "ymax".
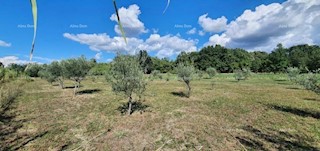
[{"xmin": 1, "ymin": 73, "xmax": 320, "ymax": 150}]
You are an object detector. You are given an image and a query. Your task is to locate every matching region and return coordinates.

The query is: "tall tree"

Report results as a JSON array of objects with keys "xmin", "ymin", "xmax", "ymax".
[
  {"xmin": 268, "ymin": 43, "xmax": 290, "ymax": 72},
  {"xmin": 151, "ymin": 57, "xmax": 174, "ymax": 73},
  {"xmin": 250, "ymin": 51, "xmax": 269, "ymax": 72},
  {"xmin": 137, "ymin": 50, "xmax": 153, "ymax": 74}
]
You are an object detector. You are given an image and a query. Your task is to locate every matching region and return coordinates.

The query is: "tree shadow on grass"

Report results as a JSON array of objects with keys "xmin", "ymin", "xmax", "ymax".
[
  {"xmin": 171, "ymin": 91, "xmax": 188, "ymax": 98},
  {"xmin": 77, "ymin": 89, "xmax": 101, "ymax": 95},
  {"xmin": 274, "ymin": 79, "xmax": 287, "ymax": 82},
  {"xmin": 286, "ymin": 87, "xmax": 303, "ymax": 90},
  {"xmin": 236, "ymin": 125, "xmax": 319, "ymax": 151},
  {"xmin": 266, "ymin": 104, "xmax": 320, "ymax": 119},
  {"xmin": 117, "ymin": 101, "xmax": 150, "ymax": 115},
  {"xmin": 304, "ymin": 98, "xmax": 320, "ymax": 102},
  {"xmin": 0, "ymin": 95, "xmax": 48, "ymax": 150},
  {"xmin": 277, "ymin": 82, "xmax": 291, "ymax": 85},
  {"xmin": 64, "ymin": 86, "xmax": 76, "ymax": 89},
  {"xmin": 64, "ymin": 85, "xmax": 83, "ymax": 89}
]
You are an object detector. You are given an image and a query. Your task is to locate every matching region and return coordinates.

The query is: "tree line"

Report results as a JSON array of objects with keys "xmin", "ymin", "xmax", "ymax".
[{"xmin": 2, "ymin": 43, "xmax": 319, "ymax": 77}]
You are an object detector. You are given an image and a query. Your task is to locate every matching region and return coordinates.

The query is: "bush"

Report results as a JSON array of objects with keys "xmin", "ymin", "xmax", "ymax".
[
  {"xmin": 298, "ymin": 73, "xmax": 320, "ymax": 94},
  {"xmin": 287, "ymin": 67, "xmax": 300, "ymax": 82},
  {"xmin": 206, "ymin": 67, "xmax": 218, "ymax": 78},
  {"xmin": 234, "ymin": 68, "xmax": 251, "ymax": 81},
  {"xmin": 151, "ymin": 70, "xmax": 162, "ymax": 79},
  {"xmin": 195, "ymin": 69, "xmax": 205, "ymax": 80}
]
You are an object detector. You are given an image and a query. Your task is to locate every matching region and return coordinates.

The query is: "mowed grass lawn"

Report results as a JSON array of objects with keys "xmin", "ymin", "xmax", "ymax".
[{"xmin": 2, "ymin": 73, "xmax": 320, "ymax": 150}]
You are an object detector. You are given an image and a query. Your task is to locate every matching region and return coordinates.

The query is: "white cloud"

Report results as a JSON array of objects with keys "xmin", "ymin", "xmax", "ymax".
[
  {"xmin": 0, "ymin": 40, "xmax": 11, "ymax": 47},
  {"xmin": 152, "ymin": 28, "xmax": 159, "ymax": 34},
  {"xmin": 95, "ymin": 52, "xmax": 102, "ymax": 60},
  {"xmin": 186, "ymin": 28, "xmax": 197, "ymax": 35},
  {"xmin": 198, "ymin": 30, "xmax": 206, "ymax": 36},
  {"xmin": 145, "ymin": 34, "xmax": 198, "ymax": 58},
  {"xmin": 106, "ymin": 58, "xmax": 113, "ymax": 62},
  {"xmin": 205, "ymin": 0, "xmax": 320, "ymax": 52},
  {"xmin": 63, "ymin": 33, "xmax": 198, "ymax": 58},
  {"xmin": 110, "ymin": 4, "xmax": 148, "ymax": 37},
  {"xmin": 198, "ymin": 14, "xmax": 228, "ymax": 33},
  {"xmin": 32, "ymin": 56, "xmax": 55, "ymax": 62},
  {"xmin": 0, "ymin": 56, "xmax": 29, "ymax": 66}
]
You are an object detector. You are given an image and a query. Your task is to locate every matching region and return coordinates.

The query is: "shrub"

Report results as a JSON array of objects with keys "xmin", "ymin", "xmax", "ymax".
[
  {"xmin": 234, "ymin": 68, "xmax": 251, "ymax": 81},
  {"xmin": 298, "ymin": 73, "xmax": 320, "ymax": 94},
  {"xmin": 195, "ymin": 69, "xmax": 205, "ymax": 80},
  {"xmin": 287, "ymin": 67, "xmax": 300, "ymax": 82},
  {"xmin": 206, "ymin": 67, "xmax": 218, "ymax": 78},
  {"xmin": 151, "ymin": 70, "xmax": 162, "ymax": 79},
  {"xmin": 176, "ymin": 63, "xmax": 194, "ymax": 98}
]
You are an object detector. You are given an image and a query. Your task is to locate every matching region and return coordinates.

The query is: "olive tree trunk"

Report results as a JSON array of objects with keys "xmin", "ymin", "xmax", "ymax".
[
  {"xmin": 73, "ymin": 81, "xmax": 80, "ymax": 96},
  {"xmin": 186, "ymin": 82, "xmax": 191, "ymax": 98},
  {"xmin": 128, "ymin": 96, "xmax": 133, "ymax": 115},
  {"xmin": 58, "ymin": 79, "xmax": 64, "ymax": 89}
]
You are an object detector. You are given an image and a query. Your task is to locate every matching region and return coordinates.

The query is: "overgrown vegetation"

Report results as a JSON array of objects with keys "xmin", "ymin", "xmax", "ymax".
[
  {"xmin": 287, "ymin": 67, "xmax": 300, "ymax": 82},
  {"xmin": 298, "ymin": 73, "xmax": 320, "ymax": 95}
]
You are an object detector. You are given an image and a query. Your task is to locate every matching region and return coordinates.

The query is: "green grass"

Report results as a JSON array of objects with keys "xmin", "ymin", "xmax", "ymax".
[{"xmin": 1, "ymin": 74, "xmax": 320, "ymax": 150}]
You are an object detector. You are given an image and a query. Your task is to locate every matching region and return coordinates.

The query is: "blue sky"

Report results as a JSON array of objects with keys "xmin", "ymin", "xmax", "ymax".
[{"xmin": 0, "ymin": 0, "xmax": 319, "ymax": 65}]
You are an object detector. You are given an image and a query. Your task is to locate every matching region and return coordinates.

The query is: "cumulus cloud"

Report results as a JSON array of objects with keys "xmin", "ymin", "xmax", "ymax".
[
  {"xmin": 110, "ymin": 4, "xmax": 148, "ymax": 37},
  {"xmin": 205, "ymin": 0, "xmax": 320, "ymax": 52},
  {"xmin": 0, "ymin": 40, "xmax": 11, "ymax": 47},
  {"xmin": 63, "ymin": 33, "xmax": 198, "ymax": 58},
  {"xmin": 186, "ymin": 28, "xmax": 197, "ymax": 35},
  {"xmin": 198, "ymin": 14, "xmax": 228, "ymax": 33},
  {"xmin": 0, "ymin": 56, "xmax": 29, "ymax": 66}
]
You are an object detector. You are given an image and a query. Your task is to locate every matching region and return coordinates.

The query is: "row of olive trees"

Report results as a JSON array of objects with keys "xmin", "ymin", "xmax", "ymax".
[{"xmin": 39, "ymin": 56, "xmax": 93, "ymax": 95}]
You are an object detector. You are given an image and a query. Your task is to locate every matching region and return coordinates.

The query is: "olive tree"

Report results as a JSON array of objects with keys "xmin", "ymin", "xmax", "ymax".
[
  {"xmin": 61, "ymin": 56, "xmax": 92, "ymax": 95},
  {"xmin": 25, "ymin": 63, "xmax": 42, "ymax": 77},
  {"xmin": 108, "ymin": 55, "xmax": 147, "ymax": 115},
  {"xmin": 47, "ymin": 61, "xmax": 64, "ymax": 88},
  {"xmin": 176, "ymin": 63, "xmax": 194, "ymax": 98}
]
